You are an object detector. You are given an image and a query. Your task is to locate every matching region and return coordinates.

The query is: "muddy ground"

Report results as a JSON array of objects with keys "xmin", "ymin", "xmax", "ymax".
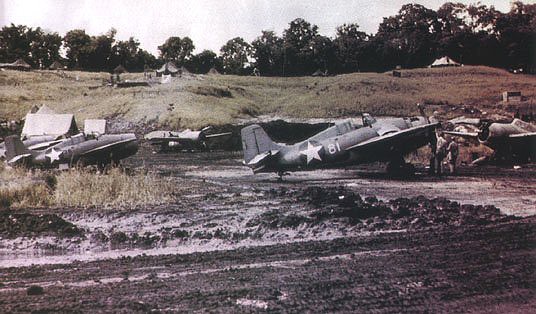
[{"xmin": 1, "ymin": 147, "xmax": 535, "ymax": 312}]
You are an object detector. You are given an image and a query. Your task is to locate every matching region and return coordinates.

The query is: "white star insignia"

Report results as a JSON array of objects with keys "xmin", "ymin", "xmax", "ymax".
[
  {"xmin": 45, "ymin": 148, "xmax": 62, "ymax": 163},
  {"xmin": 300, "ymin": 141, "xmax": 322, "ymax": 164}
]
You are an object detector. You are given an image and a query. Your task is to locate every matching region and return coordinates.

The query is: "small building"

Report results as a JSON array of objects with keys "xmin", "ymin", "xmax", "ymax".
[
  {"xmin": 156, "ymin": 62, "xmax": 180, "ymax": 77},
  {"xmin": 207, "ymin": 67, "xmax": 220, "ymax": 75},
  {"xmin": 48, "ymin": 61, "xmax": 64, "ymax": 70},
  {"xmin": 503, "ymin": 91, "xmax": 522, "ymax": 102},
  {"xmin": 0, "ymin": 58, "xmax": 32, "ymax": 71},
  {"xmin": 179, "ymin": 66, "xmax": 191, "ymax": 76},
  {"xmin": 113, "ymin": 65, "xmax": 128, "ymax": 74}
]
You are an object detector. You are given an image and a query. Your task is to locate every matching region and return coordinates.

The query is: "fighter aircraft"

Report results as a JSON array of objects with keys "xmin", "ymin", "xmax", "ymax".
[
  {"xmin": 444, "ymin": 118, "xmax": 536, "ymax": 163},
  {"xmin": 241, "ymin": 112, "xmax": 439, "ymax": 178},
  {"xmin": 144, "ymin": 126, "xmax": 232, "ymax": 151},
  {"xmin": 0, "ymin": 135, "xmax": 66, "ymax": 159},
  {"xmin": 4, "ymin": 132, "xmax": 138, "ymax": 169}
]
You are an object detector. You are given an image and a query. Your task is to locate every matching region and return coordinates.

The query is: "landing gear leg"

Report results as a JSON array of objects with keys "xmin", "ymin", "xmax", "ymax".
[{"xmin": 386, "ymin": 156, "xmax": 415, "ymax": 177}]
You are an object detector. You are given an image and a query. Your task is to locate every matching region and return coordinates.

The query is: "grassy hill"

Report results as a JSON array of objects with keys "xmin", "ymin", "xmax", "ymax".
[{"xmin": 1, "ymin": 66, "xmax": 534, "ymax": 129}]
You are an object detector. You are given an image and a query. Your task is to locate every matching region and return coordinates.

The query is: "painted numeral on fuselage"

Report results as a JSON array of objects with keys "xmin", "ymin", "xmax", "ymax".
[{"xmin": 327, "ymin": 142, "xmax": 341, "ymax": 155}]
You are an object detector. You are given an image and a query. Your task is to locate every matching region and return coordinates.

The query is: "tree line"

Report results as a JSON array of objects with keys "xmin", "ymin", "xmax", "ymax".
[{"xmin": 0, "ymin": 1, "xmax": 533, "ymax": 75}]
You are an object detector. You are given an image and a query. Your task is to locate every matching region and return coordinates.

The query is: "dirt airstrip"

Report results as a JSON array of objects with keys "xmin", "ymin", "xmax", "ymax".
[{"xmin": 0, "ymin": 147, "xmax": 535, "ymax": 312}]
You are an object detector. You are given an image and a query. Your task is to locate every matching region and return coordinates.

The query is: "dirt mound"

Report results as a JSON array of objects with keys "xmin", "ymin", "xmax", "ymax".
[
  {"xmin": 0, "ymin": 210, "xmax": 82, "ymax": 238},
  {"xmin": 267, "ymin": 186, "xmax": 518, "ymax": 231}
]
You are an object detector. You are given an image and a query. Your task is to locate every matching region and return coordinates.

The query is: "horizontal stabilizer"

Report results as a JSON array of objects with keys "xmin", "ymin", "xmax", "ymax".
[
  {"xmin": 7, "ymin": 153, "xmax": 32, "ymax": 166},
  {"xmin": 247, "ymin": 150, "xmax": 279, "ymax": 166}
]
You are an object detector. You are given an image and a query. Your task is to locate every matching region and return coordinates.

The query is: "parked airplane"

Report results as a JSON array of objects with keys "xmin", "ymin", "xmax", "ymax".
[
  {"xmin": 0, "ymin": 135, "xmax": 65, "ymax": 159},
  {"xmin": 241, "ymin": 113, "xmax": 439, "ymax": 178},
  {"xmin": 444, "ymin": 118, "xmax": 536, "ymax": 163},
  {"xmin": 4, "ymin": 133, "xmax": 138, "ymax": 169},
  {"xmin": 145, "ymin": 126, "xmax": 232, "ymax": 151}
]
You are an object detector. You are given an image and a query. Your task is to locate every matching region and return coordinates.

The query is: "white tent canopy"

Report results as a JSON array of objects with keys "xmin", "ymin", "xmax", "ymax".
[
  {"xmin": 430, "ymin": 56, "xmax": 461, "ymax": 67},
  {"xmin": 21, "ymin": 113, "xmax": 78, "ymax": 138},
  {"xmin": 84, "ymin": 119, "xmax": 107, "ymax": 135}
]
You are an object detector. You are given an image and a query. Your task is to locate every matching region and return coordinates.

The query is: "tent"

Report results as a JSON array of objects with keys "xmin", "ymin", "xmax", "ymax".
[
  {"xmin": 430, "ymin": 56, "xmax": 461, "ymax": 67},
  {"xmin": 156, "ymin": 62, "xmax": 180, "ymax": 77},
  {"xmin": 27, "ymin": 104, "xmax": 57, "ymax": 115},
  {"xmin": 84, "ymin": 119, "xmax": 107, "ymax": 135},
  {"xmin": 113, "ymin": 65, "xmax": 128, "ymax": 74},
  {"xmin": 0, "ymin": 59, "xmax": 31, "ymax": 71},
  {"xmin": 179, "ymin": 66, "xmax": 191, "ymax": 75},
  {"xmin": 207, "ymin": 67, "xmax": 220, "ymax": 75},
  {"xmin": 48, "ymin": 61, "xmax": 64, "ymax": 70},
  {"xmin": 22, "ymin": 113, "xmax": 78, "ymax": 138},
  {"xmin": 311, "ymin": 69, "xmax": 327, "ymax": 77}
]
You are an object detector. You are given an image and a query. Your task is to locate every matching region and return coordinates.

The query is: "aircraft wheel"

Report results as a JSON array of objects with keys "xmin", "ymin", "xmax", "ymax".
[{"xmin": 386, "ymin": 158, "xmax": 415, "ymax": 177}]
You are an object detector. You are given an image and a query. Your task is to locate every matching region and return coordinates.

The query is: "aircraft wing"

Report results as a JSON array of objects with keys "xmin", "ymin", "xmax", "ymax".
[
  {"xmin": 146, "ymin": 136, "xmax": 196, "ymax": 145},
  {"xmin": 80, "ymin": 138, "xmax": 137, "ymax": 157},
  {"xmin": 509, "ymin": 132, "xmax": 536, "ymax": 139},
  {"xmin": 204, "ymin": 132, "xmax": 232, "ymax": 139},
  {"xmin": 346, "ymin": 123, "xmax": 438, "ymax": 154},
  {"xmin": 27, "ymin": 139, "xmax": 65, "ymax": 150},
  {"xmin": 442, "ymin": 130, "xmax": 479, "ymax": 139}
]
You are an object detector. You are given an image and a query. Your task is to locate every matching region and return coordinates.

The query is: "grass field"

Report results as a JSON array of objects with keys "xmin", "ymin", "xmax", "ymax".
[
  {"xmin": 1, "ymin": 66, "xmax": 535, "ymax": 129},
  {"xmin": 0, "ymin": 166, "xmax": 181, "ymax": 209}
]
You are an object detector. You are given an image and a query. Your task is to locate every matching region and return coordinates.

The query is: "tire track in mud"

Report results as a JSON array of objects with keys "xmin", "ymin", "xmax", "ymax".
[
  {"xmin": 1, "ymin": 149, "xmax": 535, "ymax": 312},
  {"xmin": 0, "ymin": 219, "xmax": 534, "ymax": 312}
]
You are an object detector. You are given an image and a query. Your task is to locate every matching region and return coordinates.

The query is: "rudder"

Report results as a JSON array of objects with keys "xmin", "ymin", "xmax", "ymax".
[
  {"xmin": 5, "ymin": 135, "xmax": 31, "ymax": 161},
  {"xmin": 241, "ymin": 125, "xmax": 280, "ymax": 163}
]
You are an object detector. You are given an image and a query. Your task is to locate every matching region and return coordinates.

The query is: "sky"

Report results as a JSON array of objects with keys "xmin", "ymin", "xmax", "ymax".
[{"xmin": 1, "ymin": 0, "xmax": 515, "ymax": 56}]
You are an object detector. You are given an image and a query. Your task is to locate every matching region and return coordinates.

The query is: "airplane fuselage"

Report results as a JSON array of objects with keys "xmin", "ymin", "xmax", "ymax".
[
  {"xmin": 30, "ymin": 133, "xmax": 138, "ymax": 167},
  {"xmin": 250, "ymin": 117, "xmax": 434, "ymax": 173}
]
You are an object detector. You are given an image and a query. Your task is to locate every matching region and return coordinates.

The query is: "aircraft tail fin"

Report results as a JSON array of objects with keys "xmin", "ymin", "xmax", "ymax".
[
  {"xmin": 4, "ymin": 135, "xmax": 32, "ymax": 164},
  {"xmin": 241, "ymin": 125, "xmax": 281, "ymax": 164}
]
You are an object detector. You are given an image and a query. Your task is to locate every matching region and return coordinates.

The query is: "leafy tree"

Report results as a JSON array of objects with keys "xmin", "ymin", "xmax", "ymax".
[
  {"xmin": 377, "ymin": 4, "xmax": 442, "ymax": 68},
  {"xmin": 158, "ymin": 36, "xmax": 195, "ymax": 65},
  {"xmin": 136, "ymin": 49, "xmax": 159, "ymax": 70},
  {"xmin": 37, "ymin": 32, "xmax": 63, "ymax": 68},
  {"xmin": 0, "ymin": 24, "xmax": 31, "ymax": 62},
  {"xmin": 333, "ymin": 23, "xmax": 370, "ymax": 73},
  {"xmin": 112, "ymin": 37, "xmax": 140, "ymax": 69},
  {"xmin": 87, "ymin": 28, "xmax": 116, "ymax": 71},
  {"xmin": 494, "ymin": 1, "xmax": 536, "ymax": 70},
  {"xmin": 282, "ymin": 18, "xmax": 319, "ymax": 75},
  {"xmin": 63, "ymin": 29, "xmax": 92, "ymax": 69},
  {"xmin": 251, "ymin": 30, "xmax": 284, "ymax": 76},
  {"xmin": 310, "ymin": 35, "xmax": 334, "ymax": 73},
  {"xmin": 220, "ymin": 37, "xmax": 251, "ymax": 74},
  {"xmin": 187, "ymin": 50, "xmax": 220, "ymax": 73}
]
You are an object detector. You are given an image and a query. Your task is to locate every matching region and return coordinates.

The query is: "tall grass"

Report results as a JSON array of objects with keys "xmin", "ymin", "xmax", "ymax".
[
  {"xmin": 0, "ymin": 167, "xmax": 53, "ymax": 208},
  {"xmin": 54, "ymin": 168, "xmax": 177, "ymax": 208},
  {"xmin": 0, "ymin": 167, "xmax": 179, "ymax": 209}
]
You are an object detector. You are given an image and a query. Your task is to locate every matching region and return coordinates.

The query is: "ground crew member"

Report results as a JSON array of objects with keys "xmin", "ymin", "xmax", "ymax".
[
  {"xmin": 446, "ymin": 137, "xmax": 459, "ymax": 174},
  {"xmin": 435, "ymin": 132, "xmax": 448, "ymax": 176}
]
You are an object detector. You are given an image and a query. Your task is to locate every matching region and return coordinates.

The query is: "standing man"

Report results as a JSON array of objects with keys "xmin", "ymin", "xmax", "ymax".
[
  {"xmin": 435, "ymin": 132, "xmax": 448, "ymax": 176},
  {"xmin": 446, "ymin": 137, "xmax": 459, "ymax": 175}
]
